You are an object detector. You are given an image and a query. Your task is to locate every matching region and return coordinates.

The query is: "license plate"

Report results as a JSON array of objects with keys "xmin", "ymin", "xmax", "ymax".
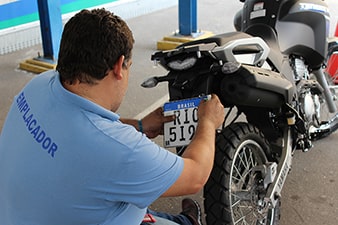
[{"xmin": 163, "ymin": 96, "xmax": 209, "ymax": 147}]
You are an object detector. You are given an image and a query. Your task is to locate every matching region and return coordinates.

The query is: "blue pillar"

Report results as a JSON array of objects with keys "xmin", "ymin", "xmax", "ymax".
[
  {"xmin": 179, "ymin": 0, "xmax": 197, "ymax": 35},
  {"xmin": 37, "ymin": 0, "xmax": 63, "ymax": 61}
]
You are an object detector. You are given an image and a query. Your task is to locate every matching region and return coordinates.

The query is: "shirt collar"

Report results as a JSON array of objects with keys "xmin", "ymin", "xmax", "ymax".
[{"xmin": 51, "ymin": 71, "xmax": 120, "ymax": 121}]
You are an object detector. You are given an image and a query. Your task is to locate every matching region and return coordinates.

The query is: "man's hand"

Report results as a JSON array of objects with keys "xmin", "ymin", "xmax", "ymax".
[
  {"xmin": 120, "ymin": 107, "xmax": 174, "ymax": 139},
  {"xmin": 141, "ymin": 107, "xmax": 175, "ymax": 138},
  {"xmin": 197, "ymin": 94, "xmax": 225, "ymax": 130}
]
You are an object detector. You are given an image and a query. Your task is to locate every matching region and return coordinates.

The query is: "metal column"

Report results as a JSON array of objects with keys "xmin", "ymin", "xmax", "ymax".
[
  {"xmin": 179, "ymin": 0, "xmax": 197, "ymax": 35},
  {"xmin": 37, "ymin": 0, "xmax": 63, "ymax": 61}
]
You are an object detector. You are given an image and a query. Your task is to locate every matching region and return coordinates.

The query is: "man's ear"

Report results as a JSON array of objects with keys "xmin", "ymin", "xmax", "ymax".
[{"xmin": 112, "ymin": 55, "xmax": 125, "ymax": 80}]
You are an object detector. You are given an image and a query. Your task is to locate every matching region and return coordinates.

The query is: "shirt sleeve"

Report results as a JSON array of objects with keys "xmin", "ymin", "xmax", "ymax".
[
  {"xmin": 113, "ymin": 139, "xmax": 184, "ymax": 208},
  {"xmin": 87, "ymin": 119, "xmax": 184, "ymax": 209}
]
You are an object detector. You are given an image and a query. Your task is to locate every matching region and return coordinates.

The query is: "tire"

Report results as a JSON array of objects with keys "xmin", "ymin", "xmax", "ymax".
[{"xmin": 203, "ymin": 122, "xmax": 280, "ymax": 225}]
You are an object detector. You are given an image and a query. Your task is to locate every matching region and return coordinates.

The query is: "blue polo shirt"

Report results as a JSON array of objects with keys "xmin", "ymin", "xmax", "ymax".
[{"xmin": 0, "ymin": 70, "xmax": 184, "ymax": 225}]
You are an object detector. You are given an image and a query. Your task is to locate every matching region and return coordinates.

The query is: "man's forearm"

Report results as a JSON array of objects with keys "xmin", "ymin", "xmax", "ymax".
[{"xmin": 182, "ymin": 119, "xmax": 216, "ymax": 186}]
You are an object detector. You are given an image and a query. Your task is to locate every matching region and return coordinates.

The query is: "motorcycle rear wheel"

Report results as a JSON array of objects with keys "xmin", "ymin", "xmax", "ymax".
[{"xmin": 203, "ymin": 122, "xmax": 280, "ymax": 225}]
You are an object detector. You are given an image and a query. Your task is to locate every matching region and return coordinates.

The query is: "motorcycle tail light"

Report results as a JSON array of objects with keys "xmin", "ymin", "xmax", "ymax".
[
  {"xmin": 221, "ymin": 61, "xmax": 241, "ymax": 74},
  {"xmin": 167, "ymin": 57, "xmax": 197, "ymax": 70}
]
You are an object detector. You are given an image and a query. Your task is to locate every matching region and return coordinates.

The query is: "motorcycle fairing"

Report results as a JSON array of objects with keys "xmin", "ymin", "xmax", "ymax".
[{"xmin": 241, "ymin": 0, "xmax": 330, "ymax": 69}]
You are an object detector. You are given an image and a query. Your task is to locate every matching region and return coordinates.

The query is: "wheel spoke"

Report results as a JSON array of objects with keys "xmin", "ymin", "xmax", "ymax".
[
  {"xmin": 238, "ymin": 150, "xmax": 250, "ymax": 172},
  {"xmin": 230, "ymin": 141, "xmax": 268, "ymax": 224},
  {"xmin": 233, "ymin": 204, "xmax": 258, "ymax": 225},
  {"xmin": 248, "ymin": 150, "xmax": 256, "ymax": 168},
  {"xmin": 242, "ymin": 147, "xmax": 251, "ymax": 170},
  {"xmin": 233, "ymin": 162, "xmax": 246, "ymax": 185}
]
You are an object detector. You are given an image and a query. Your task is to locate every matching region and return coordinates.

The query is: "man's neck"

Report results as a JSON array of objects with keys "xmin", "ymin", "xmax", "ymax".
[{"xmin": 62, "ymin": 79, "xmax": 114, "ymax": 111}]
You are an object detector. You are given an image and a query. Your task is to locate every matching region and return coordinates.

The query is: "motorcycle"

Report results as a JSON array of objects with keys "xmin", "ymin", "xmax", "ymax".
[{"xmin": 141, "ymin": 0, "xmax": 338, "ymax": 224}]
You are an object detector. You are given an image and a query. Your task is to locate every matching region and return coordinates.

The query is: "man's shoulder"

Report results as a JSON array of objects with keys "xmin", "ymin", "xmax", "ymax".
[{"xmin": 25, "ymin": 70, "xmax": 58, "ymax": 89}]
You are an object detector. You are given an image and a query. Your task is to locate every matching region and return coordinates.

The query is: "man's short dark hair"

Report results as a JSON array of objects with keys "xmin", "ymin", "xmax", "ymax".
[{"xmin": 56, "ymin": 8, "xmax": 134, "ymax": 84}]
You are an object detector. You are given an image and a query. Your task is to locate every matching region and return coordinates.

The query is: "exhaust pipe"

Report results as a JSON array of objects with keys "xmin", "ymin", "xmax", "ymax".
[{"xmin": 310, "ymin": 113, "xmax": 338, "ymax": 140}]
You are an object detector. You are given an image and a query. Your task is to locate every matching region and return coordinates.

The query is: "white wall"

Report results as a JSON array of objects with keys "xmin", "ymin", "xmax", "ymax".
[{"xmin": 0, "ymin": 0, "xmax": 178, "ymax": 55}]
